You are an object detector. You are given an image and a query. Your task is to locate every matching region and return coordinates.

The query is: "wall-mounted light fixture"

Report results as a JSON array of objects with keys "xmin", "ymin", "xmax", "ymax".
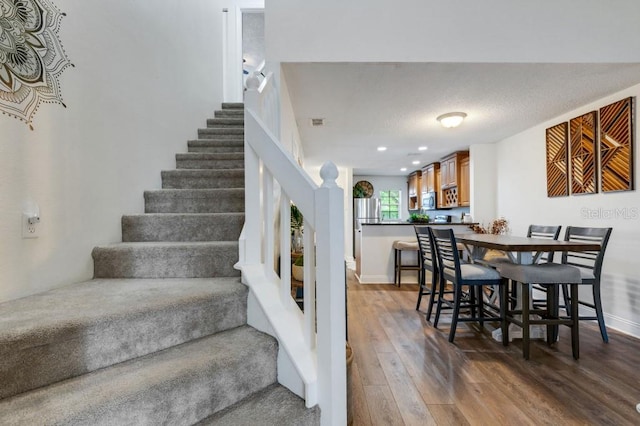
[{"xmin": 437, "ymin": 112, "xmax": 467, "ymax": 128}]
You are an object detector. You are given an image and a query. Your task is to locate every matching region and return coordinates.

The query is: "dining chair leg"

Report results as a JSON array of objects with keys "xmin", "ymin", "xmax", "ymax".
[
  {"xmin": 433, "ymin": 276, "xmax": 446, "ymax": 328},
  {"xmin": 500, "ymin": 278, "xmax": 509, "ymax": 347},
  {"xmin": 448, "ymin": 284, "xmax": 463, "ymax": 343},
  {"xmin": 546, "ymin": 284, "xmax": 560, "ymax": 345},
  {"xmin": 571, "ymin": 283, "xmax": 580, "ymax": 360},
  {"xmin": 416, "ymin": 269, "xmax": 425, "ymax": 311},
  {"xmin": 477, "ymin": 286, "xmax": 485, "ymax": 329},
  {"xmin": 425, "ymin": 270, "xmax": 438, "ymax": 322},
  {"xmin": 521, "ymin": 281, "xmax": 531, "ymax": 360},
  {"xmin": 592, "ymin": 283, "xmax": 608, "ymax": 343}
]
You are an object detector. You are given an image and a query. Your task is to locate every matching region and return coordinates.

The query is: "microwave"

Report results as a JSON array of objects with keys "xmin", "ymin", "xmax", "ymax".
[{"xmin": 422, "ymin": 191, "xmax": 437, "ymax": 210}]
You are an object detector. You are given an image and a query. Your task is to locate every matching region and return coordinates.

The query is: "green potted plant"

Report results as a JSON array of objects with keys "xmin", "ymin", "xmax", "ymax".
[
  {"xmin": 292, "ymin": 254, "xmax": 304, "ymax": 281},
  {"xmin": 409, "ymin": 213, "xmax": 430, "ymax": 223},
  {"xmin": 291, "ymin": 204, "xmax": 303, "ymax": 252}
]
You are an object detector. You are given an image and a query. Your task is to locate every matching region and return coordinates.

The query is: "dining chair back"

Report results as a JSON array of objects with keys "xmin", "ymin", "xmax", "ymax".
[
  {"xmin": 430, "ymin": 228, "xmax": 508, "ymax": 344},
  {"xmin": 414, "ymin": 226, "xmax": 449, "ymax": 320},
  {"xmin": 561, "ymin": 226, "xmax": 613, "ymax": 342},
  {"xmin": 527, "ymin": 224, "xmax": 562, "ymax": 263}
]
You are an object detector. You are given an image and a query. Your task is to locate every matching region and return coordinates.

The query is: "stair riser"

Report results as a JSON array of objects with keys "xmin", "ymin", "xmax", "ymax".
[
  {"xmin": 0, "ymin": 279, "xmax": 248, "ymax": 400},
  {"xmin": 177, "ymin": 159, "xmax": 245, "ymax": 169},
  {"xmin": 144, "ymin": 190, "xmax": 244, "ymax": 213},
  {"xmin": 161, "ymin": 172, "xmax": 244, "ymax": 189},
  {"xmin": 93, "ymin": 243, "xmax": 240, "ymax": 278},
  {"xmin": 0, "ymin": 328, "xmax": 277, "ymax": 426},
  {"xmin": 122, "ymin": 214, "xmax": 244, "ymax": 242}
]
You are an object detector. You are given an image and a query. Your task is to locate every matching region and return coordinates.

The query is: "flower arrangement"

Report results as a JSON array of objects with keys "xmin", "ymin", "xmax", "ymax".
[{"xmin": 471, "ymin": 217, "xmax": 509, "ymax": 235}]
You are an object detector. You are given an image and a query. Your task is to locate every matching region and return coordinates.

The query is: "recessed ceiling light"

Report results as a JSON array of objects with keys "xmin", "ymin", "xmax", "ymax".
[
  {"xmin": 418, "ymin": 146, "xmax": 428, "ymax": 151},
  {"xmin": 437, "ymin": 112, "xmax": 467, "ymax": 128},
  {"xmin": 377, "ymin": 146, "xmax": 387, "ymax": 152},
  {"xmin": 412, "ymin": 160, "xmax": 420, "ymax": 165},
  {"xmin": 400, "ymin": 167, "xmax": 407, "ymax": 172}
]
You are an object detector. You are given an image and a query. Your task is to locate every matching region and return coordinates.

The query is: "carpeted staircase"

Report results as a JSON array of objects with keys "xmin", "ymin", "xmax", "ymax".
[{"xmin": 0, "ymin": 103, "xmax": 320, "ymax": 425}]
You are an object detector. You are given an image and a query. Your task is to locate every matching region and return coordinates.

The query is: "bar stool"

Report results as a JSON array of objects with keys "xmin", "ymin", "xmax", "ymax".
[{"xmin": 392, "ymin": 240, "xmax": 421, "ymax": 286}]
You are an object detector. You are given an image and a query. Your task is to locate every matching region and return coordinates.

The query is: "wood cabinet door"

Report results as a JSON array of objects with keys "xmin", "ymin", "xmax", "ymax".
[
  {"xmin": 421, "ymin": 166, "xmax": 430, "ymax": 193},
  {"xmin": 459, "ymin": 157, "xmax": 470, "ymax": 206},
  {"xmin": 447, "ymin": 157, "xmax": 457, "ymax": 187},
  {"xmin": 440, "ymin": 160, "xmax": 449, "ymax": 188}
]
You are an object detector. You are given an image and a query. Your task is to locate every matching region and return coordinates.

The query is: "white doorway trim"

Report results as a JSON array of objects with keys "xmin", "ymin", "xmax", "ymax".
[{"xmin": 222, "ymin": 2, "xmax": 264, "ymax": 103}]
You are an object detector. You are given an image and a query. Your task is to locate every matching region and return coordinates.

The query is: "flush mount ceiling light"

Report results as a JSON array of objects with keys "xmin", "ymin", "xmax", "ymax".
[
  {"xmin": 412, "ymin": 160, "xmax": 420, "ymax": 165},
  {"xmin": 400, "ymin": 167, "xmax": 407, "ymax": 172},
  {"xmin": 377, "ymin": 146, "xmax": 387, "ymax": 151},
  {"xmin": 437, "ymin": 112, "xmax": 467, "ymax": 128},
  {"xmin": 418, "ymin": 146, "xmax": 428, "ymax": 151}
]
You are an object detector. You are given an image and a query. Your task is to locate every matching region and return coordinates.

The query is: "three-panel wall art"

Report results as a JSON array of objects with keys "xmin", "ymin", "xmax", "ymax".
[{"xmin": 546, "ymin": 97, "xmax": 635, "ymax": 197}]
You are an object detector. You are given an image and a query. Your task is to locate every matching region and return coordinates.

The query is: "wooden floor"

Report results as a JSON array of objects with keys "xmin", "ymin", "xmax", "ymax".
[{"xmin": 346, "ymin": 271, "xmax": 640, "ymax": 425}]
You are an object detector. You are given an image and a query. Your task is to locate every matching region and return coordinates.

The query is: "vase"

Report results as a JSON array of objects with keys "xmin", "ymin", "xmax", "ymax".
[{"xmin": 292, "ymin": 229, "xmax": 303, "ymax": 252}]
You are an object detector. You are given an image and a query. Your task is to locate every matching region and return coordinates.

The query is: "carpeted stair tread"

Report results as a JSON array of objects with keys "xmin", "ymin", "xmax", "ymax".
[
  {"xmin": 197, "ymin": 384, "xmax": 320, "ymax": 426},
  {"xmin": 214, "ymin": 109, "xmax": 244, "ymax": 118},
  {"xmin": 187, "ymin": 139, "xmax": 244, "ymax": 153},
  {"xmin": 206, "ymin": 117, "xmax": 244, "ymax": 127},
  {"xmin": 122, "ymin": 213, "xmax": 244, "ymax": 242},
  {"xmin": 0, "ymin": 277, "xmax": 247, "ymax": 400},
  {"xmin": 144, "ymin": 188, "xmax": 244, "ymax": 213},
  {"xmin": 177, "ymin": 153, "xmax": 244, "ymax": 161},
  {"xmin": 92, "ymin": 241, "xmax": 240, "ymax": 278},
  {"xmin": 198, "ymin": 127, "xmax": 244, "ymax": 138},
  {"xmin": 161, "ymin": 169, "xmax": 244, "ymax": 189},
  {"xmin": 222, "ymin": 102, "xmax": 243, "ymax": 109},
  {"xmin": 0, "ymin": 326, "xmax": 277, "ymax": 425},
  {"xmin": 176, "ymin": 153, "xmax": 244, "ymax": 170}
]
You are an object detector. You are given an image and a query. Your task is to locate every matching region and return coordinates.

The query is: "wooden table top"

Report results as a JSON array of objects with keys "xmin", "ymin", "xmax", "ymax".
[{"xmin": 455, "ymin": 233, "xmax": 601, "ymax": 252}]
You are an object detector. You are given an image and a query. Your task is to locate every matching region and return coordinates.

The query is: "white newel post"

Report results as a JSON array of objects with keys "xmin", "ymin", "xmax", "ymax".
[{"xmin": 315, "ymin": 162, "xmax": 347, "ymax": 426}]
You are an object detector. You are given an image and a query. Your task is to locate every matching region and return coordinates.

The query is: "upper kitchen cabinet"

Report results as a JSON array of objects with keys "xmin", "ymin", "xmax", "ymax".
[
  {"xmin": 438, "ymin": 151, "xmax": 470, "ymax": 208},
  {"xmin": 459, "ymin": 155, "xmax": 470, "ymax": 206},
  {"xmin": 407, "ymin": 170, "xmax": 422, "ymax": 210},
  {"xmin": 421, "ymin": 162, "xmax": 440, "ymax": 194}
]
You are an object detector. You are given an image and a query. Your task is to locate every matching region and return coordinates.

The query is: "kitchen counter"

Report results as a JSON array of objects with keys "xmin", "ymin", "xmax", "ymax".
[
  {"xmin": 355, "ymin": 222, "xmax": 475, "ymax": 284},
  {"xmin": 362, "ymin": 221, "xmax": 477, "ymax": 226}
]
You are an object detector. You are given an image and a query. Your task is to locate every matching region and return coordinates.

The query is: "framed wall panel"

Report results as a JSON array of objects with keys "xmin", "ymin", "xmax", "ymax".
[
  {"xmin": 599, "ymin": 97, "xmax": 634, "ymax": 192},
  {"xmin": 570, "ymin": 111, "xmax": 598, "ymax": 195},
  {"xmin": 546, "ymin": 122, "xmax": 569, "ymax": 197}
]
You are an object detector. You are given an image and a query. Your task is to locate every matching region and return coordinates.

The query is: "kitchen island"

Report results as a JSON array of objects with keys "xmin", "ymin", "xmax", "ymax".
[{"xmin": 355, "ymin": 221, "xmax": 475, "ymax": 284}]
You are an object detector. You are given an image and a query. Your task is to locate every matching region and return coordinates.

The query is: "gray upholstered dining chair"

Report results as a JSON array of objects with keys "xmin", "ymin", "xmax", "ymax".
[
  {"xmin": 430, "ymin": 228, "xmax": 508, "ymax": 344},
  {"xmin": 496, "ymin": 261, "xmax": 581, "ymax": 359},
  {"xmin": 560, "ymin": 226, "xmax": 613, "ymax": 342}
]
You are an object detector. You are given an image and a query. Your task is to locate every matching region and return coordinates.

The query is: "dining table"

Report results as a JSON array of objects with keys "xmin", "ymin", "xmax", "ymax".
[{"xmin": 455, "ymin": 233, "xmax": 601, "ymax": 341}]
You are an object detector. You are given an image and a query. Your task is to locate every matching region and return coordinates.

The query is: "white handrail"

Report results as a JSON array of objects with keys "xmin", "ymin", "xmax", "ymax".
[{"xmin": 240, "ymin": 74, "xmax": 346, "ymax": 426}]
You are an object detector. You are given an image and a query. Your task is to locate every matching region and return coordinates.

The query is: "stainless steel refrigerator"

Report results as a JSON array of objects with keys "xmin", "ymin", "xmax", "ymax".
[{"xmin": 353, "ymin": 198, "xmax": 381, "ymax": 260}]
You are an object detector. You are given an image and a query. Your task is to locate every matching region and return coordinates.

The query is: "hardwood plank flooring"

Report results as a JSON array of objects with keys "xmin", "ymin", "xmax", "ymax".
[{"xmin": 346, "ymin": 271, "xmax": 640, "ymax": 425}]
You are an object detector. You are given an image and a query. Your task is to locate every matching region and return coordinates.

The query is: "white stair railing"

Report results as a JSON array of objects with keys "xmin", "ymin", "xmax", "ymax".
[{"xmin": 238, "ymin": 73, "xmax": 346, "ymax": 426}]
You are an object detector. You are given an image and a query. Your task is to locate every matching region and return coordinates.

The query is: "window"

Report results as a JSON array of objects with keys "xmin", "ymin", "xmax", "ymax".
[{"xmin": 380, "ymin": 190, "xmax": 400, "ymax": 220}]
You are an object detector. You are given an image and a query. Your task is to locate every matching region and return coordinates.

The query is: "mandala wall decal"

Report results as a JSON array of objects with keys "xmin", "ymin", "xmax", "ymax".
[{"xmin": 0, "ymin": 0, "xmax": 73, "ymax": 129}]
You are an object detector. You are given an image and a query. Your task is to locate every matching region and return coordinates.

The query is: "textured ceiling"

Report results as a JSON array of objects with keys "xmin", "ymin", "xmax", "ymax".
[{"xmin": 282, "ymin": 62, "xmax": 640, "ymax": 175}]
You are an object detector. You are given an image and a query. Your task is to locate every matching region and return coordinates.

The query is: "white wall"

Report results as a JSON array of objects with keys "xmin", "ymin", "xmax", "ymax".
[
  {"xmin": 353, "ymin": 175, "xmax": 408, "ymax": 219},
  {"xmin": 496, "ymin": 83, "xmax": 640, "ymax": 338},
  {"xmin": 267, "ymin": 0, "xmax": 640, "ymax": 63},
  {"xmin": 470, "ymin": 144, "xmax": 498, "ymax": 225},
  {"xmin": 0, "ymin": 0, "xmax": 226, "ymax": 302}
]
